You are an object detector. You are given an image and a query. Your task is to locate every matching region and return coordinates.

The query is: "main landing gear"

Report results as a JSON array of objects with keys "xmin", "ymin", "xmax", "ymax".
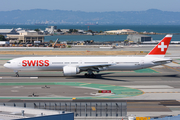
[
  {"xmin": 84, "ymin": 73, "xmax": 96, "ymax": 78},
  {"xmin": 84, "ymin": 70, "xmax": 96, "ymax": 78}
]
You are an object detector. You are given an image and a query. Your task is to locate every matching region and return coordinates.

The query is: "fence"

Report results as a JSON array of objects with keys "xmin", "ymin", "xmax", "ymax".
[{"xmin": 0, "ymin": 102, "xmax": 127, "ymax": 117}]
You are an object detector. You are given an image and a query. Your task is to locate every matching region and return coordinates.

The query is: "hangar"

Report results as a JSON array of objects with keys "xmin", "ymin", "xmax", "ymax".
[{"xmin": 127, "ymin": 34, "xmax": 152, "ymax": 43}]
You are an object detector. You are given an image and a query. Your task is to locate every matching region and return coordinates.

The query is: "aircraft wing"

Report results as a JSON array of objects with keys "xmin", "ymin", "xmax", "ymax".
[{"xmin": 79, "ymin": 64, "xmax": 114, "ymax": 71}]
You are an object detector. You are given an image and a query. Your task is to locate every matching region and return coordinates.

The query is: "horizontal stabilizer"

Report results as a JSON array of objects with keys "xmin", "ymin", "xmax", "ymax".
[{"xmin": 152, "ymin": 59, "xmax": 172, "ymax": 63}]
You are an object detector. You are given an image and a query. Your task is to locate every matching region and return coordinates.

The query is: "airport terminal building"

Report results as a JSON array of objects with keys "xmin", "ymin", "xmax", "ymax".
[{"xmin": 7, "ymin": 31, "xmax": 45, "ymax": 43}]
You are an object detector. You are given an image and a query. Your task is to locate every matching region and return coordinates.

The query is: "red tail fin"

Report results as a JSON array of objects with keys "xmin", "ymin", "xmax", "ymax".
[{"xmin": 147, "ymin": 34, "xmax": 172, "ymax": 57}]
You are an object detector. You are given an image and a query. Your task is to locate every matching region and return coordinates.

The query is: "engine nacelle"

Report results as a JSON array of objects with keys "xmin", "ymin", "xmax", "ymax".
[{"xmin": 63, "ymin": 66, "xmax": 80, "ymax": 76}]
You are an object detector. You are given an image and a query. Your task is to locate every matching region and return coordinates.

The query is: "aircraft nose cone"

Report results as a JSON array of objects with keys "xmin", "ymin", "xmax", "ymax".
[{"xmin": 4, "ymin": 63, "xmax": 8, "ymax": 68}]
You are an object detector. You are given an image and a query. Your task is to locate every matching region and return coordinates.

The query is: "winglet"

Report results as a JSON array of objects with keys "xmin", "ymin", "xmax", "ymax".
[{"xmin": 146, "ymin": 34, "xmax": 172, "ymax": 57}]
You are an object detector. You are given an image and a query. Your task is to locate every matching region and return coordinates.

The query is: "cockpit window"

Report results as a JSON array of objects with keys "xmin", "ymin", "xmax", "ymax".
[{"xmin": 7, "ymin": 62, "xmax": 11, "ymax": 63}]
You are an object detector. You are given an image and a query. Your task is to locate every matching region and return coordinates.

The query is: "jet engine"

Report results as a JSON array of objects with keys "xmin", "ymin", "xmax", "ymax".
[{"xmin": 63, "ymin": 66, "xmax": 80, "ymax": 76}]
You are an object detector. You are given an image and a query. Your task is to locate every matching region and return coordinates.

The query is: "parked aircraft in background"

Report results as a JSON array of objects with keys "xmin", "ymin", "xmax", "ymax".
[{"xmin": 4, "ymin": 35, "xmax": 172, "ymax": 77}]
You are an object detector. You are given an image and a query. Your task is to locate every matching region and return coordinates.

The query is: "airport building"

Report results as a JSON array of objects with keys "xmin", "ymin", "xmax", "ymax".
[
  {"xmin": 45, "ymin": 26, "xmax": 57, "ymax": 34},
  {"xmin": 6, "ymin": 31, "xmax": 45, "ymax": 43},
  {"xmin": 105, "ymin": 29, "xmax": 137, "ymax": 34},
  {"xmin": 0, "ymin": 29, "xmax": 18, "ymax": 36},
  {"xmin": 127, "ymin": 34, "xmax": 152, "ymax": 43}
]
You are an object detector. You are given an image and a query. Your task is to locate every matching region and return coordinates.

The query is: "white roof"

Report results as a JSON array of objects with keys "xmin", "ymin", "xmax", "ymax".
[
  {"xmin": 27, "ymin": 30, "xmax": 37, "ymax": 33},
  {"xmin": 105, "ymin": 29, "xmax": 136, "ymax": 33},
  {"xmin": 17, "ymin": 30, "xmax": 26, "ymax": 33},
  {"xmin": 0, "ymin": 29, "xmax": 13, "ymax": 33},
  {"xmin": 16, "ymin": 28, "xmax": 22, "ymax": 31}
]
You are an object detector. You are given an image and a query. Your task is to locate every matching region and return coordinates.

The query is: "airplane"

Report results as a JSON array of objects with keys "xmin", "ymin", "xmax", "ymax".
[{"xmin": 4, "ymin": 34, "xmax": 173, "ymax": 78}]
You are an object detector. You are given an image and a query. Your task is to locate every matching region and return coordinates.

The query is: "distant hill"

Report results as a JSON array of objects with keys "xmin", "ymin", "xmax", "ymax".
[{"xmin": 0, "ymin": 9, "xmax": 180, "ymax": 25}]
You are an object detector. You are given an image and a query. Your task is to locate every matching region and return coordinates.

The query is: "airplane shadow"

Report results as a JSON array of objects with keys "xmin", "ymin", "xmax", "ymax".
[
  {"xmin": 66, "ymin": 73, "xmax": 129, "ymax": 82},
  {"xmin": 6, "ymin": 72, "xmax": 180, "ymax": 82},
  {"xmin": 64, "ymin": 73, "xmax": 180, "ymax": 81}
]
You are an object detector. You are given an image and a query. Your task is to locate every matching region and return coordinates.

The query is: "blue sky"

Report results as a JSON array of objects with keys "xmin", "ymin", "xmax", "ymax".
[{"xmin": 1, "ymin": 0, "xmax": 180, "ymax": 12}]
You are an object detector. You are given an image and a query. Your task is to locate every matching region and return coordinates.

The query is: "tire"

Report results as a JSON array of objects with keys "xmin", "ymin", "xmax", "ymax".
[
  {"xmin": 85, "ymin": 73, "xmax": 88, "ymax": 77},
  {"xmin": 92, "ymin": 74, "xmax": 96, "ymax": 78}
]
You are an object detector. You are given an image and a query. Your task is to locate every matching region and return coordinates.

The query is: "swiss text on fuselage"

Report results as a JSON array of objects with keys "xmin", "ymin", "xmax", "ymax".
[{"xmin": 22, "ymin": 60, "xmax": 49, "ymax": 67}]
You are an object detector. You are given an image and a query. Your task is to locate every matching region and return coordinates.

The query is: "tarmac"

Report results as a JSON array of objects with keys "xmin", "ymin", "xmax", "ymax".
[{"xmin": 1, "ymin": 46, "xmax": 180, "ymax": 117}]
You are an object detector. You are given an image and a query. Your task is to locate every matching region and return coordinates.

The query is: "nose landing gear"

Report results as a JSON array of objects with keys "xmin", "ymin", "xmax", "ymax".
[{"xmin": 14, "ymin": 71, "xmax": 19, "ymax": 77}]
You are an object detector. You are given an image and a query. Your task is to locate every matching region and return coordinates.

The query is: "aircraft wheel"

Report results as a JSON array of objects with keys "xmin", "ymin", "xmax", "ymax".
[
  {"xmin": 14, "ymin": 71, "xmax": 19, "ymax": 77},
  {"xmin": 87, "ymin": 74, "xmax": 91, "ymax": 78},
  {"xmin": 85, "ymin": 73, "xmax": 96, "ymax": 78},
  {"xmin": 84, "ymin": 73, "xmax": 88, "ymax": 77},
  {"xmin": 89, "ymin": 73, "xmax": 96, "ymax": 78},
  {"xmin": 93, "ymin": 74, "xmax": 96, "ymax": 78},
  {"xmin": 91, "ymin": 74, "xmax": 96, "ymax": 78}
]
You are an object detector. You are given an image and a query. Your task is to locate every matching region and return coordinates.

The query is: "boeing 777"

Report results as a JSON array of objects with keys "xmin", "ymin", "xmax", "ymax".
[{"xmin": 4, "ymin": 35, "xmax": 173, "ymax": 77}]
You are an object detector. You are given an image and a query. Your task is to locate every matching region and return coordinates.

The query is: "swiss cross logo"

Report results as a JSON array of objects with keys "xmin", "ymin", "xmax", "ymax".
[
  {"xmin": 158, "ymin": 42, "xmax": 167, "ymax": 52},
  {"xmin": 148, "ymin": 35, "xmax": 172, "ymax": 55}
]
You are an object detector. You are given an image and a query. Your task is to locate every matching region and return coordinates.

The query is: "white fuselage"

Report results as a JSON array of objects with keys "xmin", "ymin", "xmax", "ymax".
[{"xmin": 4, "ymin": 56, "xmax": 171, "ymax": 72}]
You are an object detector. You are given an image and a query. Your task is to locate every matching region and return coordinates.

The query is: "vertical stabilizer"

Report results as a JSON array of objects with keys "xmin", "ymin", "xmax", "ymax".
[{"xmin": 146, "ymin": 34, "xmax": 172, "ymax": 57}]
